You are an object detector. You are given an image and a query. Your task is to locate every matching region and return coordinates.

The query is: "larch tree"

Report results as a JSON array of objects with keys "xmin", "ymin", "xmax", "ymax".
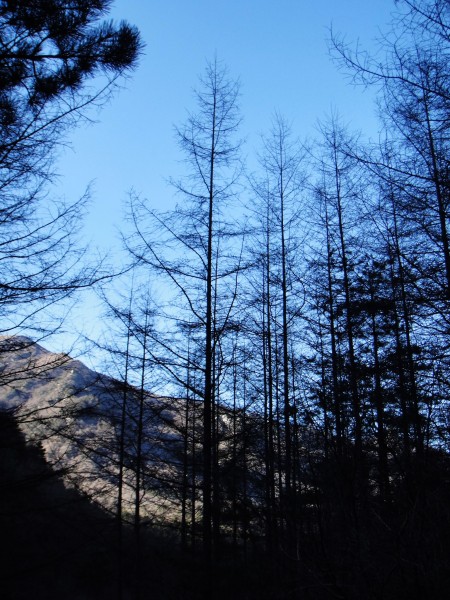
[
  {"xmin": 124, "ymin": 59, "xmax": 243, "ymax": 573},
  {"xmin": 248, "ymin": 113, "xmax": 307, "ymax": 565}
]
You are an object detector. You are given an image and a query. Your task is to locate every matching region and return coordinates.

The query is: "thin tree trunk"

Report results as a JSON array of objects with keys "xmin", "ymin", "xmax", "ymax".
[
  {"xmin": 134, "ymin": 309, "xmax": 149, "ymax": 599},
  {"xmin": 324, "ymin": 194, "xmax": 343, "ymax": 454},
  {"xmin": 203, "ymin": 75, "xmax": 217, "ymax": 583},
  {"xmin": 117, "ymin": 290, "xmax": 133, "ymax": 600},
  {"xmin": 368, "ymin": 273, "xmax": 390, "ymax": 502},
  {"xmin": 181, "ymin": 339, "xmax": 192, "ymax": 552},
  {"xmin": 333, "ymin": 148, "xmax": 362, "ymax": 466}
]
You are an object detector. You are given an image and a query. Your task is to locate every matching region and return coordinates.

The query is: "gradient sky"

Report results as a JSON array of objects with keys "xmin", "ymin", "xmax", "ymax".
[
  {"xmin": 54, "ymin": 1, "xmax": 395, "ymax": 246},
  {"xmin": 50, "ymin": 0, "xmax": 396, "ymax": 359}
]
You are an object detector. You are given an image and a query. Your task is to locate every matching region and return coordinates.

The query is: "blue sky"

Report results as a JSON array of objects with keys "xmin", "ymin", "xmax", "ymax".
[
  {"xmin": 50, "ymin": 0, "xmax": 396, "ymax": 359},
  {"xmin": 54, "ymin": 1, "xmax": 394, "ymax": 247}
]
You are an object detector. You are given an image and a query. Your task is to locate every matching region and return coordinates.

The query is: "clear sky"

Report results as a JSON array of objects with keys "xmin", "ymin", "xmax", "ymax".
[{"xmin": 50, "ymin": 0, "xmax": 396, "ymax": 361}]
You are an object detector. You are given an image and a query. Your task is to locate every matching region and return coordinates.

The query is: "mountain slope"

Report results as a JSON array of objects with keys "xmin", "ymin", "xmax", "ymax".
[
  {"xmin": 0, "ymin": 336, "xmax": 188, "ymax": 523},
  {"xmin": 0, "ymin": 408, "xmax": 121, "ymax": 599}
]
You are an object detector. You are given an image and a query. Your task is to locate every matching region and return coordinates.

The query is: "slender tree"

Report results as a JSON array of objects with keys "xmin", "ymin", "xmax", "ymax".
[
  {"xmin": 248, "ymin": 114, "xmax": 307, "ymax": 572},
  {"xmin": 124, "ymin": 60, "xmax": 243, "ymax": 575}
]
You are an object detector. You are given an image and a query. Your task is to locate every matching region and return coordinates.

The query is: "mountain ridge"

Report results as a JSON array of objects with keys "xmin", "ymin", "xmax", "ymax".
[{"xmin": 0, "ymin": 335, "xmax": 186, "ymax": 523}]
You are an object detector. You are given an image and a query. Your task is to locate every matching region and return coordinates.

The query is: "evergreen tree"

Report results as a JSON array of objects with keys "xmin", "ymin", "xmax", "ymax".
[{"xmin": 0, "ymin": 0, "xmax": 142, "ymax": 341}]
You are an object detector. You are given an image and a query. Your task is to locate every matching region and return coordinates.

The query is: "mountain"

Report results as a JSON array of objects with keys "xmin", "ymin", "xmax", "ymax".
[
  {"xmin": 0, "ymin": 336, "xmax": 276, "ymax": 600},
  {"xmin": 0, "ymin": 335, "xmax": 188, "ymax": 524},
  {"xmin": 0, "ymin": 344, "xmax": 208, "ymax": 600},
  {"xmin": 0, "ymin": 408, "xmax": 121, "ymax": 599},
  {"xmin": 3, "ymin": 337, "xmax": 450, "ymax": 599}
]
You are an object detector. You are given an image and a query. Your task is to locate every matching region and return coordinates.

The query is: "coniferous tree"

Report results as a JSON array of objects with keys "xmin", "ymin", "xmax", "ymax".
[
  {"xmin": 247, "ymin": 114, "xmax": 307, "ymax": 576},
  {"xmin": 0, "ymin": 0, "xmax": 142, "ymax": 344},
  {"xmin": 125, "ymin": 59, "xmax": 244, "ymax": 576}
]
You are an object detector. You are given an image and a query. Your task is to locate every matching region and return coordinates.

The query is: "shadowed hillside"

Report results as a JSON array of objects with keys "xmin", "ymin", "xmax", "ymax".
[{"xmin": 2, "ymin": 337, "xmax": 450, "ymax": 599}]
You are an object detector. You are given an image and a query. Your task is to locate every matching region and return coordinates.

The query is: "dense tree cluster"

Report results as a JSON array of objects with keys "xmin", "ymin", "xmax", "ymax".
[
  {"xmin": 2, "ymin": 1, "xmax": 450, "ymax": 599},
  {"xmin": 107, "ymin": 1, "xmax": 450, "ymax": 598}
]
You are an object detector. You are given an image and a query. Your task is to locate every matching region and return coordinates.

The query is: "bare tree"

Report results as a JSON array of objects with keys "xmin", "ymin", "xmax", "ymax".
[{"xmin": 124, "ymin": 59, "xmax": 243, "ymax": 579}]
